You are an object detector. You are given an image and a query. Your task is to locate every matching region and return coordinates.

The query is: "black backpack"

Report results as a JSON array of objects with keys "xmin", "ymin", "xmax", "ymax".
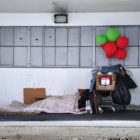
[{"xmin": 112, "ymin": 73, "xmax": 131, "ymax": 105}]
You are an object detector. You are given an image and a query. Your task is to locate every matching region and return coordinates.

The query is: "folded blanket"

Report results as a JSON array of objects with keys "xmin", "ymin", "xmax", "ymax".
[
  {"xmin": 0, "ymin": 100, "xmax": 28, "ymax": 113},
  {"xmin": 23, "ymin": 94, "xmax": 80, "ymax": 114}
]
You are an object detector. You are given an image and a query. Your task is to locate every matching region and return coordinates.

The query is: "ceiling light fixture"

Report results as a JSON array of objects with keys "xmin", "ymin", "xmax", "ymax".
[{"xmin": 54, "ymin": 14, "xmax": 68, "ymax": 24}]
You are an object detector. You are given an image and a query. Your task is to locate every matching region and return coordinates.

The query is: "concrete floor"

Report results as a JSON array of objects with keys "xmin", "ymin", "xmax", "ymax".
[{"xmin": 0, "ymin": 111, "xmax": 140, "ymax": 121}]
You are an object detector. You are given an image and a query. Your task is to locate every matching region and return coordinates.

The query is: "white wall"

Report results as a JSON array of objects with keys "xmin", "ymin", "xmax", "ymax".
[
  {"xmin": 0, "ymin": 12, "xmax": 140, "ymax": 26},
  {"xmin": 0, "ymin": 12, "xmax": 140, "ymax": 105},
  {"xmin": 0, "ymin": 68, "xmax": 92, "ymax": 104},
  {"xmin": 0, "ymin": 68, "xmax": 139, "ymax": 105}
]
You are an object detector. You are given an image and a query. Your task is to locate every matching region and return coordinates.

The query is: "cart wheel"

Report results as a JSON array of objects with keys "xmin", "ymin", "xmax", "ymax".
[
  {"xmin": 123, "ymin": 105, "xmax": 126, "ymax": 112},
  {"xmin": 98, "ymin": 107, "xmax": 103, "ymax": 114},
  {"xmin": 112, "ymin": 107, "xmax": 116, "ymax": 112}
]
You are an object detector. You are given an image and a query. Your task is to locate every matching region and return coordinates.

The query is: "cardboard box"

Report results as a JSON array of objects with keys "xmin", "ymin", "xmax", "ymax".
[{"xmin": 24, "ymin": 88, "xmax": 46, "ymax": 104}]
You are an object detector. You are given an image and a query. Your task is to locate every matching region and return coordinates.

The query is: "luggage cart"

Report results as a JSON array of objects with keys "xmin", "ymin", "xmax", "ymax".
[{"xmin": 93, "ymin": 73, "xmax": 116, "ymax": 114}]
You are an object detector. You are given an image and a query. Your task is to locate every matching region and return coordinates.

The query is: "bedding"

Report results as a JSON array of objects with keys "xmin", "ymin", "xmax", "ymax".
[{"xmin": 0, "ymin": 94, "xmax": 82, "ymax": 114}]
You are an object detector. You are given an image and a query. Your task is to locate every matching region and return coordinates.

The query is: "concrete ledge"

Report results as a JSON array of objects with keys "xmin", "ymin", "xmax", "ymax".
[
  {"xmin": 0, "ymin": 126, "xmax": 140, "ymax": 139},
  {"xmin": 0, "ymin": 121, "xmax": 140, "ymax": 139},
  {"xmin": 0, "ymin": 120, "xmax": 140, "ymax": 127}
]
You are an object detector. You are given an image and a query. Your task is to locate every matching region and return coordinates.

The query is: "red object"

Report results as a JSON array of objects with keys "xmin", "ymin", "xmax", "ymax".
[
  {"xmin": 106, "ymin": 53, "xmax": 113, "ymax": 59},
  {"xmin": 117, "ymin": 37, "xmax": 129, "ymax": 49},
  {"xmin": 100, "ymin": 45, "xmax": 105, "ymax": 49},
  {"xmin": 104, "ymin": 42, "xmax": 117, "ymax": 55},
  {"xmin": 115, "ymin": 49, "xmax": 127, "ymax": 60},
  {"xmin": 100, "ymin": 76, "xmax": 111, "ymax": 86}
]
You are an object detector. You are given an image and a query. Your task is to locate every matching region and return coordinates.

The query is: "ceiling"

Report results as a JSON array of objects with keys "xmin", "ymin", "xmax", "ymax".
[{"xmin": 0, "ymin": 0, "xmax": 140, "ymax": 13}]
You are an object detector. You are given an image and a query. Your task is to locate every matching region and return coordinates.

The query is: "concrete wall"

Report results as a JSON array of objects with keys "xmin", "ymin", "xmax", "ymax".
[{"xmin": 0, "ymin": 12, "xmax": 140, "ymax": 105}]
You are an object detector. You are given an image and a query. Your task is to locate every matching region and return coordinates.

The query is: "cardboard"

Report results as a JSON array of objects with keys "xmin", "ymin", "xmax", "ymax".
[
  {"xmin": 24, "ymin": 88, "xmax": 46, "ymax": 104},
  {"xmin": 78, "ymin": 89, "xmax": 89, "ymax": 97}
]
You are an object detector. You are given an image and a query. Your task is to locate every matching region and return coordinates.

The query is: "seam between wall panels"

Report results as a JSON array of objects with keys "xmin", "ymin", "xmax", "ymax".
[
  {"xmin": 78, "ymin": 27, "xmax": 80, "ymax": 67},
  {"xmin": 123, "ymin": 27, "xmax": 125, "ymax": 66},
  {"xmin": 12, "ymin": 27, "xmax": 14, "ymax": 67},
  {"xmin": 109, "ymin": 26, "xmax": 112, "ymax": 66},
  {"xmin": 92, "ymin": 26, "xmax": 95, "ymax": 68},
  {"xmin": 67, "ymin": 27, "xmax": 69, "ymax": 67},
  {"xmin": 54, "ymin": 27, "xmax": 56, "ymax": 66},
  {"xmin": 27, "ymin": 26, "xmax": 31, "ymax": 67},
  {"xmin": 79, "ymin": 27, "xmax": 81, "ymax": 67},
  {"xmin": 121, "ymin": 26, "xmax": 124, "ymax": 66},
  {"xmin": 13, "ymin": 27, "xmax": 15, "ymax": 67},
  {"xmin": 138, "ymin": 26, "xmax": 140, "ymax": 65},
  {"xmin": 42, "ymin": 26, "xmax": 45, "ymax": 67},
  {"xmin": 0, "ymin": 27, "xmax": 1, "ymax": 65},
  {"xmin": 124, "ymin": 26, "xmax": 126, "ymax": 66},
  {"xmin": 95, "ymin": 27, "xmax": 97, "ymax": 67},
  {"xmin": 66, "ymin": 27, "xmax": 68, "ymax": 67},
  {"xmin": 91, "ymin": 26, "xmax": 93, "ymax": 68},
  {"xmin": 92, "ymin": 27, "xmax": 93, "ymax": 67},
  {"xmin": 0, "ymin": 28, "xmax": 1, "ymax": 65}
]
